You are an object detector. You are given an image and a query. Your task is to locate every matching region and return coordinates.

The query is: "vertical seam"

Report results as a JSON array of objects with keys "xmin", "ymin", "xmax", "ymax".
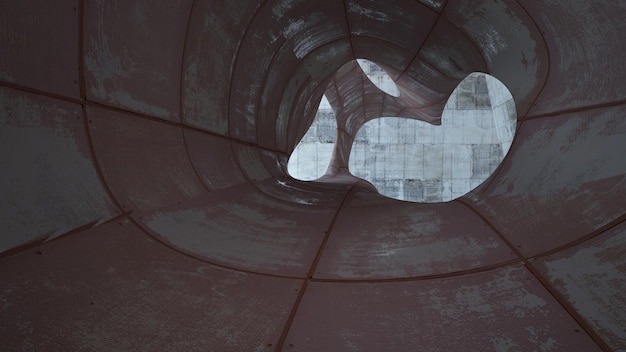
[{"xmin": 274, "ymin": 181, "xmax": 357, "ymax": 351}]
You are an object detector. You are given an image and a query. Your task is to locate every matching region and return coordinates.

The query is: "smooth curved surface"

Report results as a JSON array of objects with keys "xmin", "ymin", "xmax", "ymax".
[{"xmin": 1, "ymin": 0, "xmax": 625, "ymax": 351}]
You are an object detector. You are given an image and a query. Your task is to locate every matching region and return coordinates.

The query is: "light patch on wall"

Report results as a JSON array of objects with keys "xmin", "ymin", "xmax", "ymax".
[
  {"xmin": 357, "ymin": 59, "xmax": 400, "ymax": 97},
  {"xmin": 287, "ymin": 73, "xmax": 516, "ymax": 203},
  {"xmin": 348, "ymin": 73, "xmax": 516, "ymax": 202},
  {"xmin": 287, "ymin": 95, "xmax": 336, "ymax": 180}
]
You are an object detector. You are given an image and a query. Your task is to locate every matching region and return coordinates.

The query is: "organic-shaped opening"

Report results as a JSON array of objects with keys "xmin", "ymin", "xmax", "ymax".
[
  {"xmin": 357, "ymin": 59, "xmax": 400, "ymax": 97},
  {"xmin": 349, "ymin": 73, "xmax": 516, "ymax": 202},
  {"xmin": 287, "ymin": 95, "xmax": 336, "ymax": 180}
]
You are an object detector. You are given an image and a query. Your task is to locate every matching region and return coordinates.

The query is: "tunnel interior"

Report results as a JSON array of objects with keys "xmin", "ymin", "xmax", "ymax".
[{"xmin": 1, "ymin": 0, "xmax": 625, "ymax": 351}]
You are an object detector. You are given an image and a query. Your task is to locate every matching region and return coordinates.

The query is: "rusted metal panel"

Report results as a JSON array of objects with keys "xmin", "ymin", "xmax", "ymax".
[
  {"xmin": 532, "ymin": 222, "xmax": 626, "ymax": 351},
  {"xmin": 0, "ymin": 88, "xmax": 119, "ymax": 252},
  {"xmin": 466, "ymin": 105, "xmax": 626, "ymax": 257},
  {"xmin": 287, "ymin": 265, "xmax": 600, "ymax": 351},
  {"xmin": 228, "ymin": 0, "xmax": 293, "ymax": 143},
  {"xmin": 397, "ymin": 58, "xmax": 460, "ymax": 111},
  {"xmin": 347, "ymin": 0, "xmax": 438, "ymax": 53},
  {"xmin": 418, "ymin": 17, "xmax": 488, "ymax": 80},
  {"xmin": 87, "ymin": 106, "xmax": 207, "ymax": 212},
  {"xmin": 181, "ymin": 0, "xmax": 260, "ymax": 134},
  {"xmin": 269, "ymin": 0, "xmax": 349, "ymax": 61},
  {"xmin": 315, "ymin": 190, "xmax": 516, "ymax": 279},
  {"xmin": 284, "ymin": 73, "xmax": 333, "ymax": 152},
  {"xmin": 0, "ymin": 0, "xmax": 625, "ymax": 350},
  {"xmin": 521, "ymin": 0, "xmax": 626, "ymax": 116},
  {"xmin": 141, "ymin": 183, "xmax": 338, "ymax": 277},
  {"xmin": 231, "ymin": 143, "xmax": 278, "ymax": 183},
  {"xmin": 183, "ymin": 129, "xmax": 247, "ymax": 191},
  {"xmin": 230, "ymin": 0, "xmax": 349, "ymax": 144},
  {"xmin": 351, "ymin": 37, "xmax": 414, "ymax": 75},
  {"xmin": 84, "ymin": 0, "xmax": 192, "ymax": 121},
  {"xmin": 0, "ymin": 0, "xmax": 80, "ymax": 98},
  {"xmin": 0, "ymin": 219, "xmax": 301, "ymax": 351},
  {"xmin": 444, "ymin": 0, "xmax": 549, "ymax": 116}
]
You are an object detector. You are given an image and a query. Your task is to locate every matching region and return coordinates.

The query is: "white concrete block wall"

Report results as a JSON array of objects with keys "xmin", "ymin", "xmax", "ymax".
[{"xmin": 288, "ymin": 71, "xmax": 516, "ymax": 202}]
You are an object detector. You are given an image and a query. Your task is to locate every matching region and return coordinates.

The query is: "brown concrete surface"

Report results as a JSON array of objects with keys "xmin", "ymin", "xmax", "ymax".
[{"xmin": 1, "ymin": 0, "xmax": 625, "ymax": 351}]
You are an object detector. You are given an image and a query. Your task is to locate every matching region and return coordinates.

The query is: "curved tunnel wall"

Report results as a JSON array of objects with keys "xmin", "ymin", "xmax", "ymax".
[{"xmin": 1, "ymin": 0, "xmax": 625, "ymax": 350}]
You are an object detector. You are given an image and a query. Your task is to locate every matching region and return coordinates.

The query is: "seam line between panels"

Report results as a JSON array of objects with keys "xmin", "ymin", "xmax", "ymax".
[
  {"xmin": 180, "ymin": 128, "xmax": 217, "ymax": 195},
  {"xmin": 342, "ymin": 0, "xmax": 357, "ymax": 60},
  {"xmin": 480, "ymin": 98, "xmax": 625, "ymax": 194},
  {"xmin": 455, "ymin": 199, "xmax": 613, "ymax": 351},
  {"xmin": 514, "ymin": 0, "xmax": 552, "ymax": 118},
  {"xmin": 310, "ymin": 258, "xmax": 523, "ymax": 284},
  {"xmin": 179, "ymin": 0, "xmax": 197, "ymax": 126},
  {"xmin": 0, "ymin": 212, "xmax": 130, "ymax": 259},
  {"xmin": 0, "ymin": 80, "xmax": 292, "ymax": 157},
  {"xmin": 82, "ymin": 105, "xmax": 127, "ymax": 213},
  {"xmin": 524, "ymin": 99, "xmax": 626, "ymax": 121},
  {"xmin": 396, "ymin": 0, "xmax": 450, "ymax": 82},
  {"xmin": 530, "ymin": 213, "xmax": 626, "ymax": 260},
  {"xmin": 283, "ymin": 66, "xmax": 320, "ymax": 151},
  {"xmin": 254, "ymin": 37, "xmax": 287, "ymax": 147},
  {"xmin": 76, "ymin": 0, "xmax": 126, "ymax": 219},
  {"xmin": 127, "ymin": 214, "xmax": 308, "ymax": 281},
  {"xmin": 78, "ymin": 0, "xmax": 86, "ymax": 100},
  {"xmin": 260, "ymin": 36, "xmax": 349, "ymax": 151},
  {"xmin": 438, "ymin": 10, "xmax": 490, "ymax": 80},
  {"xmin": 284, "ymin": 75, "xmax": 328, "ymax": 152},
  {"xmin": 122, "ymin": 208, "xmax": 532, "ymax": 285},
  {"xmin": 226, "ymin": 0, "xmax": 271, "ymax": 139},
  {"xmin": 274, "ymin": 182, "xmax": 357, "ymax": 351},
  {"xmin": 177, "ymin": 0, "xmax": 218, "ymax": 196}
]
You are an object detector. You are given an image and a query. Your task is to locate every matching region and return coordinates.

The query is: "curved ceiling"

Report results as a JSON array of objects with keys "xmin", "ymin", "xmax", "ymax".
[{"xmin": 1, "ymin": 0, "xmax": 625, "ymax": 350}]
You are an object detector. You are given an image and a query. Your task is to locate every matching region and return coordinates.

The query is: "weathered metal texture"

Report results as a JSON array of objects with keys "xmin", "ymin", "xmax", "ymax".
[
  {"xmin": 231, "ymin": 143, "xmax": 286, "ymax": 182},
  {"xmin": 0, "ymin": 87, "xmax": 119, "ymax": 252},
  {"xmin": 0, "ymin": 219, "xmax": 301, "ymax": 351},
  {"xmin": 84, "ymin": 0, "xmax": 192, "ymax": 121},
  {"xmin": 315, "ymin": 189, "xmax": 516, "ymax": 279},
  {"xmin": 347, "ymin": 0, "xmax": 437, "ymax": 53},
  {"xmin": 87, "ymin": 107, "xmax": 208, "ymax": 212},
  {"xmin": 181, "ymin": 0, "xmax": 260, "ymax": 134},
  {"xmin": 258, "ymin": 0, "xmax": 349, "ymax": 151},
  {"xmin": 287, "ymin": 265, "xmax": 600, "ymax": 351},
  {"xmin": 532, "ymin": 222, "xmax": 626, "ymax": 350},
  {"xmin": 444, "ymin": 0, "xmax": 549, "ymax": 116},
  {"xmin": 0, "ymin": 0, "xmax": 80, "ymax": 99},
  {"xmin": 465, "ymin": 105, "xmax": 626, "ymax": 257},
  {"xmin": 1, "ymin": 0, "xmax": 625, "ymax": 350},
  {"xmin": 417, "ymin": 17, "xmax": 487, "ymax": 80},
  {"xmin": 520, "ymin": 0, "xmax": 626, "ymax": 116},
  {"xmin": 283, "ymin": 75, "xmax": 334, "ymax": 151},
  {"xmin": 229, "ymin": 0, "xmax": 349, "ymax": 144},
  {"xmin": 182, "ymin": 130, "xmax": 247, "ymax": 191},
  {"xmin": 142, "ymin": 183, "xmax": 340, "ymax": 277}
]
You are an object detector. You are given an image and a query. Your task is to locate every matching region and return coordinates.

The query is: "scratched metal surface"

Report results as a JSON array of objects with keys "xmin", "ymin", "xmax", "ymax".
[
  {"xmin": 532, "ymin": 221, "xmax": 626, "ymax": 351},
  {"xmin": 287, "ymin": 265, "xmax": 600, "ymax": 351},
  {"xmin": 0, "ymin": 0, "xmax": 624, "ymax": 350},
  {"xmin": 0, "ymin": 220, "xmax": 301, "ymax": 351}
]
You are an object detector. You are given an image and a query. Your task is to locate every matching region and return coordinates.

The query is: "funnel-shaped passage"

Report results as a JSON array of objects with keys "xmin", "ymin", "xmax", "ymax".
[{"xmin": 0, "ymin": 0, "xmax": 625, "ymax": 351}]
